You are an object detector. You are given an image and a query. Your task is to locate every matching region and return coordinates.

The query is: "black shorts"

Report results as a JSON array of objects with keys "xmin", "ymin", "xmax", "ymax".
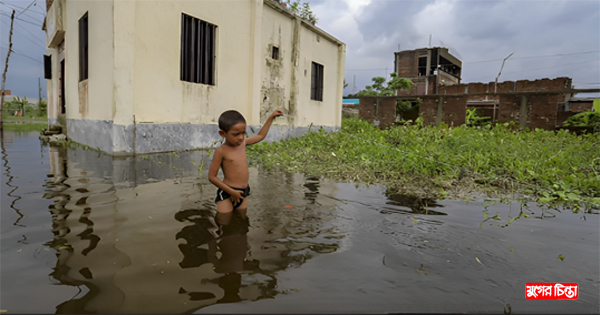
[{"xmin": 215, "ymin": 186, "xmax": 251, "ymax": 209}]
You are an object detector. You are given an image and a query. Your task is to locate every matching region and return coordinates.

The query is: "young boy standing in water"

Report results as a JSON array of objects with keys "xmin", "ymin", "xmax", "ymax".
[{"xmin": 209, "ymin": 109, "xmax": 283, "ymax": 213}]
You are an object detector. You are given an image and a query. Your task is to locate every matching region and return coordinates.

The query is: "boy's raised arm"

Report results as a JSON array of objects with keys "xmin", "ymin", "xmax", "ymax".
[{"xmin": 246, "ymin": 110, "xmax": 283, "ymax": 145}]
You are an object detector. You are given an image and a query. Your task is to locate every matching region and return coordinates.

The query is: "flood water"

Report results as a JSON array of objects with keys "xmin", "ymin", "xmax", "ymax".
[{"xmin": 1, "ymin": 130, "xmax": 599, "ymax": 314}]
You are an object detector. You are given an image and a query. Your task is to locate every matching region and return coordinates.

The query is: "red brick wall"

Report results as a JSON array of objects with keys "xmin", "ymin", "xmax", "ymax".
[
  {"xmin": 528, "ymin": 94, "xmax": 562, "ymax": 130},
  {"xmin": 358, "ymin": 97, "xmax": 397, "ymax": 129},
  {"xmin": 420, "ymin": 98, "xmax": 439, "ymax": 126},
  {"xmin": 395, "ymin": 51, "xmax": 418, "ymax": 78},
  {"xmin": 442, "ymin": 96, "xmax": 467, "ymax": 126},
  {"xmin": 570, "ymin": 102, "xmax": 593, "ymax": 113},
  {"xmin": 359, "ymin": 78, "xmax": 574, "ymax": 131},
  {"xmin": 497, "ymin": 95, "xmax": 523, "ymax": 124},
  {"xmin": 515, "ymin": 77, "xmax": 571, "ymax": 92}
]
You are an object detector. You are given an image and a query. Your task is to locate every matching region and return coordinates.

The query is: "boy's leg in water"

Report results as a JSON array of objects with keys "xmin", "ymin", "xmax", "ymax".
[
  {"xmin": 215, "ymin": 211, "xmax": 233, "ymax": 226},
  {"xmin": 216, "ymin": 199, "xmax": 234, "ymax": 213}
]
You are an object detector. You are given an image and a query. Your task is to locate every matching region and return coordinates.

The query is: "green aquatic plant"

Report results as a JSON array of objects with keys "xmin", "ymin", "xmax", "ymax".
[
  {"xmin": 248, "ymin": 118, "xmax": 600, "ymax": 211},
  {"xmin": 563, "ymin": 111, "xmax": 600, "ymax": 129}
]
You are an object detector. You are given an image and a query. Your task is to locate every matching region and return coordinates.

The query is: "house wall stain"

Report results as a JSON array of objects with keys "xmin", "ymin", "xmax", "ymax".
[
  {"xmin": 261, "ymin": 43, "xmax": 286, "ymax": 124},
  {"xmin": 78, "ymin": 80, "xmax": 88, "ymax": 118},
  {"xmin": 287, "ymin": 17, "xmax": 301, "ymax": 125}
]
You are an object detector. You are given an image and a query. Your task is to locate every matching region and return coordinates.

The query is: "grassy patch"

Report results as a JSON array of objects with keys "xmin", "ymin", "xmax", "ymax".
[
  {"xmin": 248, "ymin": 118, "xmax": 600, "ymax": 212},
  {"xmin": 2, "ymin": 115, "xmax": 47, "ymax": 123},
  {"xmin": 2, "ymin": 122, "xmax": 48, "ymax": 132},
  {"xmin": 2, "ymin": 114, "xmax": 48, "ymax": 132}
]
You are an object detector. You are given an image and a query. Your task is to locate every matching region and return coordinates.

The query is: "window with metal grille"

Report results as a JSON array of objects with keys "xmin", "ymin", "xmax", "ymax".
[
  {"xmin": 310, "ymin": 62, "xmax": 323, "ymax": 101},
  {"xmin": 44, "ymin": 54, "xmax": 52, "ymax": 79},
  {"xmin": 78, "ymin": 12, "xmax": 88, "ymax": 82},
  {"xmin": 180, "ymin": 13, "xmax": 216, "ymax": 85}
]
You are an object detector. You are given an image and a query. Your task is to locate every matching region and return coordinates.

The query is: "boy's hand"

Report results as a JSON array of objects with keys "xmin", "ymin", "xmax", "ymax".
[
  {"xmin": 229, "ymin": 190, "xmax": 244, "ymax": 204},
  {"xmin": 271, "ymin": 110, "xmax": 284, "ymax": 118}
]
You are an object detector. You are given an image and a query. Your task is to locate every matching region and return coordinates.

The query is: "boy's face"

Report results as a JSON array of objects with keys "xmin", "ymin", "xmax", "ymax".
[{"xmin": 219, "ymin": 122, "xmax": 246, "ymax": 146}]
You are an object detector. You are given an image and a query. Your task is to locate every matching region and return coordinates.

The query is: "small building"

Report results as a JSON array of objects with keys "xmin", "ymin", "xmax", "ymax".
[
  {"xmin": 43, "ymin": 0, "xmax": 345, "ymax": 154},
  {"xmin": 566, "ymin": 97, "xmax": 595, "ymax": 113},
  {"xmin": 394, "ymin": 47, "xmax": 462, "ymax": 96}
]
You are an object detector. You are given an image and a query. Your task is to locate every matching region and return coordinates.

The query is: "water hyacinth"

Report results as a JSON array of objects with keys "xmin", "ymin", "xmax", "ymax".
[{"xmin": 248, "ymin": 118, "xmax": 600, "ymax": 212}]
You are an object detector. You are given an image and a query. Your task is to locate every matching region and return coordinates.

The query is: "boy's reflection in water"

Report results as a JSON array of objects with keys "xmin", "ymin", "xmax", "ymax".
[
  {"xmin": 176, "ymin": 208, "xmax": 261, "ymax": 304},
  {"xmin": 208, "ymin": 209, "xmax": 261, "ymax": 303}
]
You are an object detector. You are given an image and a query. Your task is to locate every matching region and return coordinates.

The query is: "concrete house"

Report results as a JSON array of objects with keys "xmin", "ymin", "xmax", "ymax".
[{"xmin": 43, "ymin": 0, "xmax": 345, "ymax": 154}]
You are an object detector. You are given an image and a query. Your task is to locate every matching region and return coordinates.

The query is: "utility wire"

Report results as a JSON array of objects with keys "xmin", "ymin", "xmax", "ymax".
[
  {"xmin": 465, "ymin": 51, "xmax": 600, "ymax": 64},
  {"xmin": 10, "ymin": 26, "xmax": 45, "ymax": 49},
  {"xmin": 0, "ymin": 19, "xmax": 45, "ymax": 50},
  {"xmin": 16, "ymin": 0, "xmax": 35, "ymax": 18},
  {"xmin": 1, "ymin": 12, "xmax": 41, "ymax": 27},
  {"xmin": 1, "ymin": 3, "xmax": 44, "ymax": 23},
  {"xmin": 504, "ymin": 58, "xmax": 600, "ymax": 75},
  {"xmin": 0, "ymin": 40, "xmax": 43, "ymax": 64},
  {"xmin": 14, "ymin": 9, "xmax": 43, "ymax": 24},
  {"xmin": 8, "ymin": 50, "xmax": 42, "ymax": 64},
  {"xmin": 14, "ymin": 20, "xmax": 46, "ymax": 46},
  {"xmin": 0, "ymin": 0, "xmax": 45, "ymax": 17}
]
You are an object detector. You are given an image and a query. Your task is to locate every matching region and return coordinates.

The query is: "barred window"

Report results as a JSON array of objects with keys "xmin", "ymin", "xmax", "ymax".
[
  {"xmin": 180, "ymin": 13, "xmax": 216, "ymax": 85},
  {"xmin": 310, "ymin": 62, "xmax": 323, "ymax": 101},
  {"xmin": 78, "ymin": 12, "xmax": 88, "ymax": 81}
]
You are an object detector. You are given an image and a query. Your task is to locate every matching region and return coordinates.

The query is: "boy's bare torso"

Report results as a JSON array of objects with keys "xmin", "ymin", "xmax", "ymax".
[{"xmin": 218, "ymin": 139, "xmax": 250, "ymax": 189}]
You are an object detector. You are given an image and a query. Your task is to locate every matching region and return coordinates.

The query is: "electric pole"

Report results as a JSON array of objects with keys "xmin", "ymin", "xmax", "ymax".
[
  {"xmin": 1, "ymin": 10, "xmax": 16, "ymax": 132},
  {"xmin": 38, "ymin": 77, "xmax": 41, "ymax": 116}
]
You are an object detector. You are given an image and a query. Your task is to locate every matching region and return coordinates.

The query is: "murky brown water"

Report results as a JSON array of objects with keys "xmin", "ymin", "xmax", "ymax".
[{"xmin": 1, "ymin": 131, "xmax": 599, "ymax": 314}]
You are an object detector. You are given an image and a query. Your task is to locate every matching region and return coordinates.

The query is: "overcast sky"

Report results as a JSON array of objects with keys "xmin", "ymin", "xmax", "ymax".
[
  {"xmin": 1, "ymin": 0, "xmax": 599, "ymax": 99},
  {"xmin": 310, "ymin": 0, "xmax": 600, "ymax": 96},
  {"xmin": 1, "ymin": 0, "xmax": 46, "ymax": 99}
]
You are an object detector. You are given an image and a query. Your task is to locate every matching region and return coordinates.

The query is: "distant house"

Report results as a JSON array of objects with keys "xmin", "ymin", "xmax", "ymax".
[
  {"xmin": 342, "ymin": 98, "xmax": 359, "ymax": 107},
  {"xmin": 394, "ymin": 47, "xmax": 462, "ymax": 95},
  {"xmin": 43, "ymin": 0, "xmax": 346, "ymax": 154}
]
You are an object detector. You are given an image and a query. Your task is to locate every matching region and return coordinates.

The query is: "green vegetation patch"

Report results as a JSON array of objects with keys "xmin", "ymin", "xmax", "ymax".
[
  {"xmin": 563, "ymin": 111, "xmax": 600, "ymax": 128},
  {"xmin": 248, "ymin": 118, "xmax": 600, "ymax": 212}
]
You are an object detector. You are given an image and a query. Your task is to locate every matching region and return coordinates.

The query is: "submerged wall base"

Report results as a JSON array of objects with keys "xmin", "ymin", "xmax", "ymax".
[{"xmin": 67, "ymin": 119, "xmax": 339, "ymax": 155}]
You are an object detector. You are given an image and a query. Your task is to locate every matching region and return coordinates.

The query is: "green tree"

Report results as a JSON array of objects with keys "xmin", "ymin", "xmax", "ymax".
[
  {"xmin": 37, "ymin": 98, "xmax": 47, "ymax": 117},
  {"xmin": 356, "ymin": 73, "xmax": 413, "ymax": 97},
  {"xmin": 286, "ymin": 0, "xmax": 318, "ymax": 25},
  {"xmin": 4, "ymin": 96, "xmax": 29, "ymax": 116}
]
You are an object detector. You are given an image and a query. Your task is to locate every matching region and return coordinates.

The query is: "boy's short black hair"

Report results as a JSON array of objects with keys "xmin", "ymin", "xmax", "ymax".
[{"xmin": 218, "ymin": 110, "xmax": 246, "ymax": 132}]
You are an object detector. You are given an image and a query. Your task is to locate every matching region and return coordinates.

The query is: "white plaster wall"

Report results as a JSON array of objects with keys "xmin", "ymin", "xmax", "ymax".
[
  {"xmin": 260, "ymin": 5, "xmax": 295, "ymax": 125},
  {"xmin": 45, "ymin": 45, "xmax": 58, "ymax": 122},
  {"xmin": 129, "ymin": 0, "xmax": 258, "ymax": 125},
  {"xmin": 260, "ymin": 4, "xmax": 344, "ymax": 129},
  {"xmin": 47, "ymin": 0, "xmax": 344, "ymax": 154},
  {"xmin": 296, "ymin": 23, "xmax": 344, "ymax": 128},
  {"xmin": 112, "ymin": 0, "xmax": 135, "ymax": 127},
  {"xmin": 65, "ymin": 0, "xmax": 114, "ymax": 121}
]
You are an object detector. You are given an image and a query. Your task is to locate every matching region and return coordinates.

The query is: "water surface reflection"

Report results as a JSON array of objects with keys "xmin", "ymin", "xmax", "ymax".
[
  {"xmin": 2, "ymin": 131, "xmax": 598, "ymax": 314},
  {"xmin": 40, "ymin": 145, "xmax": 343, "ymax": 313}
]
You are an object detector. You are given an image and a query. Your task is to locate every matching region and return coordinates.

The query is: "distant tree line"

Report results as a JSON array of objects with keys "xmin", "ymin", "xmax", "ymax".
[{"xmin": 2, "ymin": 96, "xmax": 47, "ymax": 118}]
